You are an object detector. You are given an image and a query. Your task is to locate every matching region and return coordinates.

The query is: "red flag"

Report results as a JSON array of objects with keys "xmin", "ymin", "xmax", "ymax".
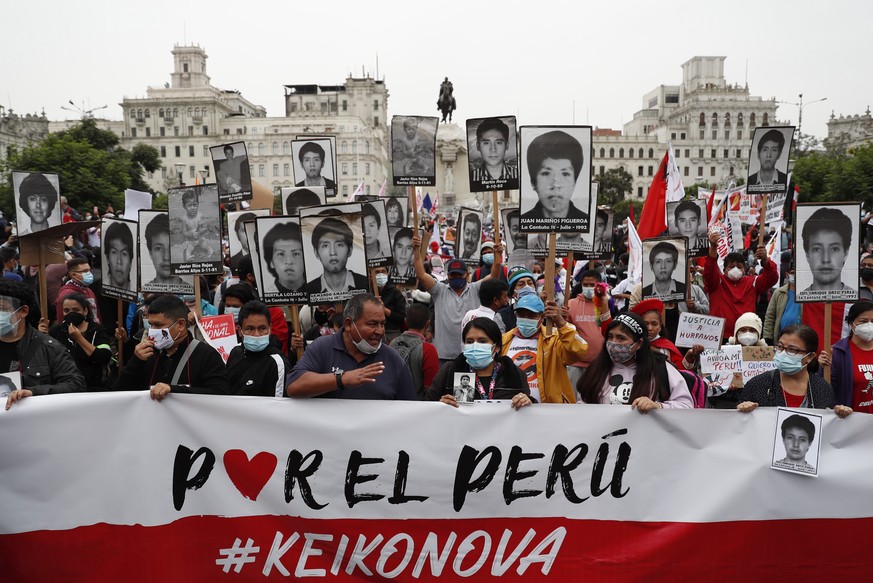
[
  {"xmin": 706, "ymin": 185, "xmax": 716, "ymax": 223},
  {"xmin": 629, "ymin": 203, "xmax": 636, "ymax": 226},
  {"xmin": 637, "ymin": 151, "xmax": 669, "ymax": 239}
]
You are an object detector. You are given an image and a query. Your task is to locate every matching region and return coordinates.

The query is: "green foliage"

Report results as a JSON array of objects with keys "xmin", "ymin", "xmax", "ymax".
[
  {"xmin": 793, "ymin": 142, "xmax": 873, "ymax": 207},
  {"xmin": 611, "ymin": 198, "xmax": 644, "ymax": 226},
  {"xmin": 0, "ymin": 118, "xmax": 161, "ymax": 218},
  {"xmin": 594, "ymin": 167, "xmax": 634, "ymax": 204}
]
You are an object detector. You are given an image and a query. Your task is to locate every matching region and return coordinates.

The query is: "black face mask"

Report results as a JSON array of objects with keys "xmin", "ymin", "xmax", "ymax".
[
  {"xmin": 862, "ymin": 268, "xmax": 873, "ymax": 282},
  {"xmin": 63, "ymin": 312, "xmax": 86, "ymax": 327},
  {"xmin": 314, "ymin": 310, "xmax": 331, "ymax": 326}
]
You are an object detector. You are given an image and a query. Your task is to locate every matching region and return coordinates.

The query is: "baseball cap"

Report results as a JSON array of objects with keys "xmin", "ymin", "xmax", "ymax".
[
  {"xmin": 514, "ymin": 293, "xmax": 545, "ymax": 313},
  {"xmin": 446, "ymin": 259, "xmax": 467, "ymax": 275}
]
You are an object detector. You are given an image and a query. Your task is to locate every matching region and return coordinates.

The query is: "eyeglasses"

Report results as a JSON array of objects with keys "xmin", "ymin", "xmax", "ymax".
[{"xmin": 774, "ymin": 343, "xmax": 810, "ymax": 357}]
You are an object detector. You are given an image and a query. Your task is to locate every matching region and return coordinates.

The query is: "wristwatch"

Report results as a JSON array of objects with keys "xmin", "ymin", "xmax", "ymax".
[{"xmin": 334, "ymin": 369, "xmax": 345, "ymax": 391}]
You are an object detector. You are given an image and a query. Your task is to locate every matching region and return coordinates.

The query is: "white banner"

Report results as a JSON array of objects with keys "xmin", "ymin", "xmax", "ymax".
[{"xmin": 1, "ymin": 394, "xmax": 872, "ymax": 580}]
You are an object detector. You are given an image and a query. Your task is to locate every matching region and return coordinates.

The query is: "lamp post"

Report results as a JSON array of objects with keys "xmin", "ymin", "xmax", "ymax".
[{"xmin": 779, "ymin": 94, "xmax": 827, "ymax": 137}]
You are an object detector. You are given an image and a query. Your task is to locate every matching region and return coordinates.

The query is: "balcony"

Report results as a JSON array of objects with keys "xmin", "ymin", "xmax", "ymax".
[
  {"xmin": 163, "ymin": 117, "xmax": 175, "ymax": 125},
  {"xmin": 135, "ymin": 117, "xmax": 145, "ymax": 125},
  {"xmin": 193, "ymin": 115, "xmax": 203, "ymax": 124}
]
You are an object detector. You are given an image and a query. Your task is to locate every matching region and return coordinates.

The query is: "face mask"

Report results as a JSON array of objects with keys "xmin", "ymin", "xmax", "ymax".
[
  {"xmin": 861, "ymin": 268, "xmax": 873, "ymax": 282},
  {"xmin": 0, "ymin": 307, "xmax": 22, "ymax": 337},
  {"xmin": 352, "ymin": 322, "xmax": 381, "ymax": 355},
  {"xmin": 80, "ymin": 271, "xmax": 94, "ymax": 286},
  {"xmin": 464, "ymin": 343, "xmax": 495, "ymax": 370},
  {"xmin": 606, "ymin": 341, "xmax": 638, "ymax": 364},
  {"xmin": 142, "ymin": 318, "xmax": 151, "ymax": 331},
  {"xmin": 243, "ymin": 334, "xmax": 270, "ymax": 352},
  {"xmin": 225, "ymin": 306, "xmax": 241, "ymax": 323},
  {"xmin": 774, "ymin": 351, "xmax": 808, "ymax": 375},
  {"xmin": 854, "ymin": 322, "xmax": 873, "ymax": 342},
  {"xmin": 727, "ymin": 267, "xmax": 744, "ymax": 281},
  {"xmin": 581, "ymin": 287, "xmax": 595, "ymax": 300},
  {"xmin": 148, "ymin": 322, "xmax": 181, "ymax": 351},
  {"xmin": 63, "ymin": 312, "xmax": 86, "ymax": 327},
  {"xmin": 516, "ymin": 317, "xmax": 541, "ymax": 338},
  {"xmin": 375, "ymin": 273, "xmax": 389, "ymax": 288},
  {"xmin": 448, "ymin": 277, "xmax": 467, "ymax": 290},
  {"xmin": 788, "ymin": 274, "xmax": 795, "ymax": 284},
  {"xmin": 481, "ymin": 253, "xmax": 494, "ymax": 266},
  {"xmin": 737, "ymin": 332, "xmax": 759, "ymax": 346}
]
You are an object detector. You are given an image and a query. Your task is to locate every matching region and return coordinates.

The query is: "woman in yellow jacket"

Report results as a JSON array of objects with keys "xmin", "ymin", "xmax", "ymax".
[{"xmin": 500, "ymin": 290, "xmax": 588, "ymax": 403}]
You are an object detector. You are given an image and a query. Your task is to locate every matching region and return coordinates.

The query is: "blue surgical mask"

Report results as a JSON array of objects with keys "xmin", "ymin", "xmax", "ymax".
[
  {"xmin": 516, "ymin": 317, "xmax": 541, "ymax": 338},
  {"xmin": 481, "ymin": 253, "xmax": 494, "ymax": 265},
  {"xmin": 463, "ymin": 343, "xmax": 495, "ymax": 370},
  {"xmin": 581, "ymin": 287, "xmax": 595, "ymax": 300},
  {"xmin": 375, "ymin": 273, "xmax": 389, "ymax": 288},
  {"xmin": 243, "ymin": 334, "xmax": 270, "ymax": 352},
  {"xmin": 448, "ymin": 277, "xmax": 467, "ymax": 290},
  {"xmin": 774, "ymin": 351, "xmax": 807, "ymax": 375},
  {"xmin": 0, "ymin": 307, "xmax": 22, "ymax": 336},
  {"xmin": 225, "ymin": 306, "xmax": 241, "ymax": 322},
  {"xmin": 81, "ymin": 271, "xmax": 94, "ymax": 286}
]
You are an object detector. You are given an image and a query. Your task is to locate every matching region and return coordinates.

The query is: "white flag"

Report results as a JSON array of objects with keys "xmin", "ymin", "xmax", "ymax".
[
  {"xmin": 626, "ymin": 219, "xmax": 643, "ymax": 286},
  {"xmin": 666, "ymin": 143, "xmax": 685, "ymax": 203}
]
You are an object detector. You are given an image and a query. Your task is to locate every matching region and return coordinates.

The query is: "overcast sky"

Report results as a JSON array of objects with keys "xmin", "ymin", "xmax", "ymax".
[{"xmin": 3, "ymin": 0, "xmax": 868, "ymax": 141}]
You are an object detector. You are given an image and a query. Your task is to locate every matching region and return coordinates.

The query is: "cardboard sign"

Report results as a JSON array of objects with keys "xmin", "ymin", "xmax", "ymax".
[
  {"xmin": 741, "ymin": 346, "xmax": 776, "ymax": 383},
  {"xmin": 197, "ymin": 314, "xmax": 238, "ymax": 363},
  {"xmin": 700, "ymin": 345, "xmax": 742, "ymax": 375},
  {"xmin": 675, "ymin": 313, "xmax": 726, "ymax": 350}
]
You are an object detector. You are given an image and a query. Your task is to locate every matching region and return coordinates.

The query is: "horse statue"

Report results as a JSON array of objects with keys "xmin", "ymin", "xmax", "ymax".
[{"xmin": 437, "ymin": 77, "xmax": 456, "ymax": 123}]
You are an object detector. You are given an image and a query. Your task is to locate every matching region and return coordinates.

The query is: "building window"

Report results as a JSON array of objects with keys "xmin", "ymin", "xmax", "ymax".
[
  {"xmin": 160, "ymin": 127, "xmax": 165, "ymax": 137},
  {"xmin": 685, "ymin": 149, "xmax": 690, "ymax": 158},
  {"xmin": 698, "ymin": 148, "xmax": 704, "ymax": 158},
  {"xmin": 174, "ymin": 127, "xmax": 179, "ymax": 136},
  {"xmin": 145, "ymin": 127, "xmax": 151, "ymax": 137},
  {"xmin": 365, "ymin": 163, "xmax": 370, "ymax": 175},
  {"xmin": 342, "ymin": 163, "xmax": 348, "ymax": 175},
  {"xmin": 699, "ymin": 113, "xmax": 705, "ymax": 126},
  {"xmin": 174, "ymin": 146, "xmax": 181, "ymax": 157},
  {"xmin": 684, "ymin": 167, "xmax": 689, "ymax": 177},
  {"xmin": 609, "ymin": 148, "xmax": 614, "ymax": 158},
  {"xmin": 283, "ymin": 142, "xmax": 290, "ymax": 155},
  {"xmin": 737, "ymin": 148, "xmax": 742, "ymax": 158},
  {"xmin": 342, "ymin": 100, "xmax": 348, "ymax": 111},
  {"xmin": 189, "ymin": 165, "xmax": 196, "ymax": 179},
  {"xmin": 272, "ymin": 142, "xmax": 279, "ymax": 155},
  {"xmin": 159, "ymin": 108, "xmax": 164, "ymax": 118},
  {"xmin": 342, "ymin": 141, "xmax": 348, "ymax": 154},
  {"xmin": 724, "ymin": 149, "xmax": 729, "ymax": 158},
  {"xmin": 251, "ymin": 127, "xmax": 258, "ymax": 134},
  {"xmin": 628, "ymin": 148, "xmax": 634, "ymax": 159},
  {"xmin": 680, "ymin": 132, "xmax": 686, "ymax": 140},
  {"xmin": 674, "ymin": 149, "xmax": 680, "ymax": 159},
  {"xmin": 599, "ymin": 166, "xmax": 605, "ymax": 175},
  {"xmin": 373, "ymin": 99, "xmax": 379, "ymax": 110},
  {"xmin": 258, "ymin": 143, "xmax": 265, "ymax": 156},
  {"xmin": 737, "ymin": 130, "xmax": 743, "ymax": 140},
  {"xmin": 724, "ymin": 113, "xmax": 731, "ymax": 128},
  {"xmin": 711, "ymin": 113, "xmax": 718, "ymax": 127},
  {"xmin": 637, "ymin": 187, "xmax": 643, "ymax": 197},
  {"xmin": 203, "ymin": 126, "xmax": 208, "ymax": 135},
  {"xmin": 648, "ymin": 148, "xmax": 654, "ymax": 158},
  {"xmin": 619, "ymin": 148, "xmax": 624, "ymax": 158},
  {"xmin": 762, "ymin": 113, "xmax": 769, "ymax": 126},
  {"xmin": 648, "ymin": 166, "xmax": 653, "ymax": 176},
  {"xmin": 236, "ymin": 128, "xmax": 243, "ymax": 135},
  {"xmin": 373, "ymin": 117, "xmax": 379, "ymax": 127},
  {"xmin": 730, "ymin": 166, "xmax": 735, "ymax": 175},
  {"xmin": 352, "ymin": 141, "xmax": 357, "ymax": 154},
  {"xmin": 160, "ymin": 146, "xmax": 166, "ymax": 157},
  {"xmin": 710, "ymin": 167, "xmax": 716, "ymax": 177},
  {"xmin": 737, "ymin": 113, "xmax": 744, "ymax": 127},
  {"xmin": 189, "ymin": 146, "xmax": 195, "ymax": 157},
  {"xmin": 599, "ymin": 148, "xmax": 605, "ymax": 158},
  {"xmin": 188, "ymin": 126, "xmax": 194, "ymax": 136},
  {"xmin": 699, "ymin": 129, "xmax": 705, "ymax": 139},
  {"xmin": 638, "ymin": 166, "xmax": 644, "ymax": 177},
  {"xmin": 638, "ymin": 148, "xmax": 644, "ymax": 158},
  {"xmin": 671, "ymin": 133, "xmax": 676, "ymax": 140},
  {"xmin": 711, "ymin": 149, "xmax": 716, "ymax": 158},
  {"xmin": 712, "ymin": 130, "xmax": 717, "ymax": 140},
  {"xmin": 366, "ymin": 185, "xmax": 371, "ymax": 195},
  {"xmin": 203, "ymin": 145, "xmax": 209, "ymax": 157},
  {"xmin": 273, "ymin": 164, "xmax": 279, "ymax": 176},
  {"xmin": 161, "ymin": 168, "xmax": 167, "ymax": 178},
  {"xmin": 258, "ymin": 164, "xmax": 265, "ymax": 177},
  {"xmin": 284, "ymin": 164, "xmax": 290, "ymax": 176},
  {"xmin": 343, "ymin": 185, "xmax": 348, "ymax": 196},
  {"xmin": 352, "ymin": 163, "xmax": 358, "ymax": 176},
  {"xmin": 365, "ymin": 141, "xmax": 370, "ymax": 154},
  {"xmin": 131, "ymin": 128, "xmax": 137, "ymax": 138},
  {"xmin": 749, "ymin": 113, "xmax": 756, "ymax": 127},
  {"xmin": 697, "ymin": 167, "xmax": 703, "ymax": 177}
]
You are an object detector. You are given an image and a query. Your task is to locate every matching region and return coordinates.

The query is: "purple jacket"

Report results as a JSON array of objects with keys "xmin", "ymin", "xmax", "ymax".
[{"xmin": 825, "ymin": 337, "xmax": 853, "ymax": 407}]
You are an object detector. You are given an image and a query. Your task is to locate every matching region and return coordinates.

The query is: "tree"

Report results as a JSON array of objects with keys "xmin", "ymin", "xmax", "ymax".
[
  {"xmin": 0, "ymin": 118, "xmax": 161, "ymax": 217},
  {"xmin": 594, "ymin": 167, "xmax": 633, "ymax": 204},
  {"xmin": 793, "ymin": 142, "xmax": 873, "ymax": 207},
  {"xmin": 612, "ymin": 198, "xmax": 644, "ymax": 227}
]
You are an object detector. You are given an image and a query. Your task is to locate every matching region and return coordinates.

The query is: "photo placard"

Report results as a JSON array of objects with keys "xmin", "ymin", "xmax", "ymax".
[
  {"xmin": 228, "ymin": 208, "xmax": 271, "ymax": 277},
  {"xmin": 299, "ymin": 203, "xmax": 369, "ymax": 303},
  {"xmin": 292, "ymin": 138, "xmax": 337, "ymax": 198},
  {"xmin": 168, "ymin": 185, "xmax": 223, "ymax": 275},
  {"xmin": 456, "ymin": 207, "xmax": 484, "ymax": 264},
  {"xmin": 641, "ymin": 237, "xmax": 688, "ymax": 302},
  {"xmin": 254, "ymin": 216, "xmax": 307, "ymax": 305},
  {"xmin": 794, "ymin": 202, "xmax": 860, "ymax": 303},
  {"xmin": 667, "ymin": 199, "xmax": 709, "ymax": 258},
  {"xmin": 100, "ymin": 217, "xmax": 138, "ymax": 302},
  {"xmin": 361, "ymin": 200, "xmax": 393, "ymax": 269},
  {"xmin": 138, "ymin": 210, "xmax": 194, "ymax": 294},
  {"xmin": 771, "ymin": 408, "xmax": 822, "ymax": 477},
  {"xmin": 210, "ymin": 141, "xmax": 253, "ymax": 203},
  {"xmin": 391, "ymin": 116, "xmax": 438, "ymax": 186},
  {"xmin": 465, "ymin": 115, "xmax": 519, "ymax": 193},
  {"xmin": 12, "ymin": 171, "xmax": 63, "ymax": 236},
  {"xmin": 388, "ymin": 227, "xmax": 416, "ymax": 286},
  {"xmin": 746, "ymin": 126, "xmax": 794, "ymax": 196},
  {"xmin": 282, "ymin": 186, "xmax": 325, "ymax": 216}
]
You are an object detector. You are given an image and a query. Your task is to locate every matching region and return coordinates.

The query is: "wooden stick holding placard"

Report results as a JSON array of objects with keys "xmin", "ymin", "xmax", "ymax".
[
  {"xmin": 564, "ymin": 252, "xmax": 574, "ymax": 307},
  {"xmin": 823, "ymin": 302, "xmax": 832, "ymax": 383},
  {"xmin": 410, "ymin": 186, "xmax": 419, "ymax": 239},
  {"xmin": 544, "ymin": 233, "xmax": 557, "ymax": 334},
  {"xmin": 492, "ymin": 191, "xmax": 501, "ymax": 246},
  {"xmin": 370, "ymin": 268, "xmax": 380, "ymax": 299},
  {"xmin": 193, "ymin": 275, "xmax": 203, "ymax": 319},
  {"xmin": 758, "ymin": 194, "xmax": 768, "ymax": 246},
  {"xmin": 289, "ymin": 305, "xmax": 303, "ymax": 361},
  {"xmin": 38, "ymin": 243, "xmax": 48, "ymax": 323},
  {"xmin": 116, "ymin": 300, "xmax": 124, "ymax": 371}
]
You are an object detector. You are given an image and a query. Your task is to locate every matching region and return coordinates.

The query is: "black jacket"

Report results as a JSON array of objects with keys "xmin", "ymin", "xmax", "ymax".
[
  {"xmin": 738, "ymin": 369, "xmax": 836, "ymax": 409},
  {"xmin": 48, "ymin": 322, "xmax": 112, "ymax": 389},
  {"xmin": 15, "ymin": 326, "xmax": 86, "ymax": 394},
  {"xmin": 425, "ymin": 354, "xmax": 530, "ymax": 401},
  {"xmin": 114, "ymin": 333, "xmax": 229, "ymax": 394},
  {"xmin": 226, "ymin": 344, "xmax": 290, "ymax": 397}
]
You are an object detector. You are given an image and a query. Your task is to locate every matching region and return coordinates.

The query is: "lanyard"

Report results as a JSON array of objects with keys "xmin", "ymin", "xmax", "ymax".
[{"xmin": 473, "ymin": 362, "xmax": 501, "ymax": 400}]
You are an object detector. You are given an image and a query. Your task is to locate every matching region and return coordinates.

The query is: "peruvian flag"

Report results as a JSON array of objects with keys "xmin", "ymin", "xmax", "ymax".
[
  {"xmin": 348, "ymin": 180, "xmax": 364, "ymax": 201},
  {"xmin": 636, "ymin": 144, "xmax": 683, "ymax": 239},
  {"xmin": 377, "ymin": 179, "xmax": 387, "ymax": 197}
]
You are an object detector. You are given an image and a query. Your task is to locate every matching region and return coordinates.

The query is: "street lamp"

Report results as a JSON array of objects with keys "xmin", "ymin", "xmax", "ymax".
[{"xmin": 779, "ymin": 93, "xmax": 827, "ymax": 137}]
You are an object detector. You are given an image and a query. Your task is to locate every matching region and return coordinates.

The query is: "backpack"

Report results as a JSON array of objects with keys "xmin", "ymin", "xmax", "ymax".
[
  {"xmin": 390, "ymin": 333, "xmax": 424, "ymax": 397},
  {"xmin": 657, "ymin": 359, "xmax": 708, "ymax": 409}
]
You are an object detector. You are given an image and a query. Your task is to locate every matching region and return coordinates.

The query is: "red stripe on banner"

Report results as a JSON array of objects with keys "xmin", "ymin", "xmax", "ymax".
[{"xmin": 1, "ymin": 516, "xmax": 869, "ymax": 581}]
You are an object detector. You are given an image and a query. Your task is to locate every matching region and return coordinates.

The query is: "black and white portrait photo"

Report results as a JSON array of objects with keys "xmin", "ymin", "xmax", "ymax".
[
  {"xmin": 210, "ymin": 141, "xmax": 253, "ymax": 203},
  {"xmin": 300, "ymin": 204, "xmax": 369, "ymax": 303},
  {"xmin": 771, "ymin": 409, "xmax": 822, "ymax": 477},
  {"xmin": 391, "ymin": 115, "xmax": 438, "ymax": 186},
  {"xmin": 641, "ymin": 237, "xmax": 688, "ymax": 302},
  {"xmin": 282, "ymin": 186, "xmax": 325, "ymax": 216},
  {"xmin": 519, "ymin": 126, "xmax": 593, "ymax": 233},
  {"xmin": 361, "ymin": 201, "xmax": 393, "ymax": 269},
  {"xmin": 667, "ymin": 199, "xmax": 708, "ymax": 258},
  {"xmin": 466, "ymin": 116, "xmax": 519, "ymax": 193},
  {"xmin": 228, "ymin": 208, "xmax": 270, "ymax": 277},
  {"xmin": 388, "ymin": 227, "xmax": 416, "ymax": 285},
  {"xmin": 384, "ymin": 196, "xmax": 408, "ymax": 229},
  {"xmin": 0, "ymin": 372, "xmax": 22, "ymax": 399},
  {"xmin": 101, "ymin": 217, "xmax": 138, "ymax": 302},
  {"xmin": 794, "ymin": 202, "xmax": 860, "ymax": 303},
  {"xmin": 501, "ymin": 208, "xmax": 526, "ymax": 255},
  {"xmin": 292, "ymin": 138, "xmax": 337, "ymax": 197},
  {"xmin": 168, "ymin": 185, "xmax": 222, "ymax": 275},
  {"xmin": 12, "ymin": 171, "xmax": 63, "ymax": 236},
  {"xmin": 746, "ymin": 126, "xmax": 794, "ymax": 195},
  {"xmin": 453, "ymin": 372, "xmax": 475, "ymax": 404},
  {"xmin": 138, "ymin": 210, "xmax": 194, "ymax": 294},
  {"xmin": 255, "ymin": 216, "xmax": 307, "ymax": 305},
  {"xmin": 584, "ymin": 208, "xmax": 615, "ymax": 260},
  {"xmin": 456, "ymin": 207, "xmax": 484, "ymax": 263}
]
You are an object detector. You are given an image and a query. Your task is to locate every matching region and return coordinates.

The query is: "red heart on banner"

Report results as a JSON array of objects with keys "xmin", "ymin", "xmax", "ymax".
[{"xmin": 223, "ymin": 450, "xmax": 277, "ymax": 501}]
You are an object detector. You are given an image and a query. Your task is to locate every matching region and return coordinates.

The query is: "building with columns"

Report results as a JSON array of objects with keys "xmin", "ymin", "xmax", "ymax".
[
  {"xmin": 1, "ymin": 107, "xmax": 49, "ymax": 162},
  {"xmin": 826, "ymin": 108, "xmax": 873, "ymax": 151}
]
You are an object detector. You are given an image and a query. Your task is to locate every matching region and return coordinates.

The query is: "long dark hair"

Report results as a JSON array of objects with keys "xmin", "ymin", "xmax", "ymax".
[
  {"xmin": 578, "ymin": 312, "xmax": 669, "ymax": 404},
  {"xmin": 462, "ymin": 317, "xmax": 502, "ymax": 348}
]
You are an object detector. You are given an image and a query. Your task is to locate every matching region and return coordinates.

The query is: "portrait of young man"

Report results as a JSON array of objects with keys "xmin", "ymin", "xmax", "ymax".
[
  {"xmin": 228, "ymin": 209, "xmax": 270, "ymax": 277},
  {"xmin": 747, "ymin": 127, "xmax": 793, "ymax": 195},
  {"xmin": 641, "ymin": 239, "xmax": 687, "ymax": 302},
  {"xmin": 301, "ymin": 206, "xmax": 369, "ymax": 302},
  {"xmin": 102, "ymin": 219, "xmax": 137, "ymax": 300},
  {"xmin": 796, "ymin": 204, "xmax": 859, "ymax": 302},
  {"xmin": 667, "ymin": 199, "xmax": 708, "ymax": 257},
  {"xmin": 13, "ymin": 172, "xmax": 62, "ymax": 236},
  {"xmin": 292, "ymin": 140, "xmax": 337, "ymax": 196},
  {"xmin": 211, "ymin": 142, "xmax": 253, "ymax": 199},
  {"xmin": 139, "ymin": 211, "xmax": 193, "ymax": 294},
  {"xmin": 466, "ymin": 116, "xmax": 519, "ymax": 192},
  {"xmin": 772, "ymin": 412, "xmax": 820, "ymax": 475}
]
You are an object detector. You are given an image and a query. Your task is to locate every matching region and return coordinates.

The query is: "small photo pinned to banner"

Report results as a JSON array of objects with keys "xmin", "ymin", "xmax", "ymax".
[
  {"xmin": 794, "ymin": 202, "xmax": 860, "ymax": 303},
  {"xmin": 465, "ymin": 115, "xmax": 519, "ymax": 193},
  {"xmin": 667, "ymin": 199, "xmax": 709, "ymax": 258},
  {"xmin": 228, "ymin": 208, "xmax": 271, "ymax": 277},
  {"xmin": 641, "ymin": 237, "xmax": 688, "ymax": 302},
  {"xmin": 138, "ymin": 210, "xmax": 194, "ymax": 294},
  {"xmin": 391, "ymin": 115, "xmax": 438, "ymax": 186},
  {"xmin": 168, "ymin": 184, "xmax": 223, "ymax": 275},
  {"xmin": 456, "ymin": 207, "xmax": 484, "ymax": 264},
  {"xmin": 210, "ymin": 141, "xmax": 253, "ymax": 203},
  {"xmin": 282, "ymin": 186, "xmax": 325, "ymax": 216},
  {"xmin": 0, "ymin": 371, "xmax": 21, "ymax": 400},
  {"xmin": 771, "ymin": 408, "xmax": 822, "ymax": 477},
  {"xmin": 12, "ymin": 171, "xmax": 63, "ymax": 236},
  {"xmin": 501, "ymin": 208, "xmax": 526, "ymax": 255},
  {"xmin": 255, "ymin": 216, "xmax": 307, "ymax": 305},
  {"xmin": 100, "ymin": 217, "xmax": 138, "ymax": 302},
  {"xmin": 300, "ymin": 203, "xmax": 370, "ymax": 303},
  {"xmin": 361, "ymin": 200, "xmax": 393, "ymax": 269},
  {"xmin": 292, "ymin": 138, "xmax": 337, "ymax": 197},
  {"xmin": 519, "ymin": 125, "xmax": 593, "ymax": 233},
  {"xmin": 384, "ymin": 196, "xmax": 408, "ymax": 229},
  {"xmin": 388, "ymin": 227, "xmax": 416, "ymax": 286},
  {"xmin": 746, "ymin": 126, "xmax": 794, "ymax": 195},
  {"xmin": 453, "ymin": 372, "xmax": 475, "ymax": 404}
]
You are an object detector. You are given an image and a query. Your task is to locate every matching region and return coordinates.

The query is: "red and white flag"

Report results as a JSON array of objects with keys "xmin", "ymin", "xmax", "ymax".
[{"xmin": 348, "ymin": 180, "xmax": 364, "ymax": 201}]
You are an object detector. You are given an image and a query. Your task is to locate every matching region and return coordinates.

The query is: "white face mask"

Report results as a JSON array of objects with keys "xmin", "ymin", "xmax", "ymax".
[
  {"xmin": 148, "ymin": 322, "xmax": 182, "ymax": 350},
  {"xmin": 581, "ymin": 287, "xmax": 595, "ymax": 300},
  {"xmin": 727, "ymin": 267, "xmax": 744, "ymax": 281},
  {"xmin": 737, "ymin": 332, "xmax": 759, "ymax": 346},
  {"xmin": 351, "ymin": 322, "xmax": 381, "ymax": 355},
  {"xmin": 854, "ymin": 322, "xmax": 873, "ymax": 342}
]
